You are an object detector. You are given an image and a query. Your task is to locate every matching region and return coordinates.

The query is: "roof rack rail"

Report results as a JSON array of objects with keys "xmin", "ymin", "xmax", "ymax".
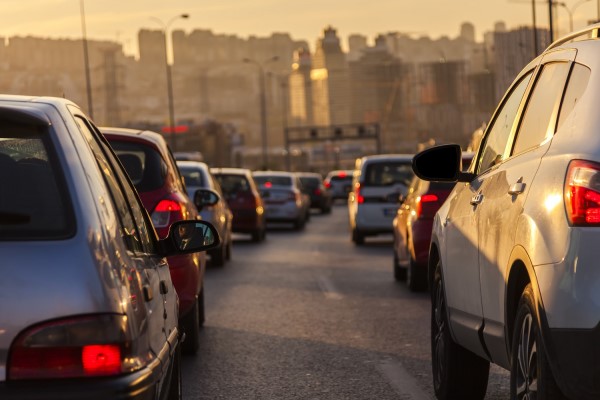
[{"xmin": 546, "ymin": 24, "xmax": 600, "ymax": 51}]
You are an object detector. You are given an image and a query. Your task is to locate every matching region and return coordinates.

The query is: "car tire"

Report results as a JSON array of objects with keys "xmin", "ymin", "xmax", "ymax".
[
  {"xmin": 393, "ymin": 251, "xmax": 407, "ymax": 281},
  {"xmin": 181, "ymin": 297, "xmax": 200, "ymax": 355},
  {"xmin": 351, "ymin": 228, "xmax": 364, "ymax": 245},
  {"xmin": 225, "ymin": 236, "xmax": 232, "ymax": 261},
  {"xmin": 407, "ymin": 255, "xmax": 428, "ymax": 292},
  {"xmin": 510, "ymin": 284, "xmax": 567, "ymax": 400},
  {"xmin": 210, "ymin": 243, "xmax": 226, "ymax": 267},
  {"xmin": 251, "ymin": 227, "xmax": 266, "ymax": 242},
  {"xmin": 431, "ymin": 261, "xmax": 489, "ymax": 399},
  {"xmin": 166, "ymin": 343, "xmax": 182, "ymax": 400},
  {"xmin": 294, "ymin": 217, "xmax": 305, "ymax": 230}
]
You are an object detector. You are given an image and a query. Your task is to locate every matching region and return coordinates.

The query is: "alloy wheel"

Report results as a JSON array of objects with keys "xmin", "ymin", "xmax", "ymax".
[
  {"xmin": 432, "ymin": 279, "xmax": 446, "ymax": 390},
  {"xmin": 515, "ymin": 313, "xmax": 538, "ymax": 399}
]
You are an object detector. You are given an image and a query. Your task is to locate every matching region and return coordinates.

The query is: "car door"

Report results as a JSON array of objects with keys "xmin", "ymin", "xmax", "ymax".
[
  {"xmin": 72, "ymin": 115, "xmax": 173, "ymax": 366},
  {"xmin": 443, "ymin": 67, "xmax": 534, "ymax": 359},
  {"xmin": 476, "ymin": 50, "xmax": 576, "ymax": 366}
]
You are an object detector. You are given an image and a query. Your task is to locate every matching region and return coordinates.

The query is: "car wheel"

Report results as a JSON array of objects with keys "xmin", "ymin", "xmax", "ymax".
[
  {"xmin": 393, "ymin": 251, "xmax": 407, "ymax": 281},
  {"xmin": 431, "ymin": 261, "xmax": 489, "ymax": 399},
  {"xmin": 294, "ymin": 216, "xmax": 305, "ymax": 230},
  {"xmin": 210, "ymin": 243, "xmax": 226, "ymax": 267},
  {"xmin": 181, "ymin": 297, "xmax": 200, "ymax": 355},
  {"xmin": 166, "ymin": 343, "xmax": 182, "ymax": 400},
  {"xmin": 407, "ymin": 256, "xmax": 428, "ymax": 292},
  {"xmin": 510, "ymin": 284, "xmax": 566, "ymax": 400},
  {"xmin": 351, "ymin": 228, "xmax": 364, "ymax": 245}
]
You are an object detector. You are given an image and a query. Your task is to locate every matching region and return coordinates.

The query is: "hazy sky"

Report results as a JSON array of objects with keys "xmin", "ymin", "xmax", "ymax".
[{"xmin": 2, "ymin": 0, "xmax": 598, "ymax": 57}]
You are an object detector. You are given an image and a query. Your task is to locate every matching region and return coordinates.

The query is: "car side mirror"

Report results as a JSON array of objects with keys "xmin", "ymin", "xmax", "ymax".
[
  {"xmin": 194, "ymin": 188, "xmax": 220, "ymax": 211},
  {"xmin": 412, "ymin": 144, "xmax": 475, "ymax": 183},
  {"xmin": 159, "ymin": 220, "xmax": 221, "ymax": 256}
]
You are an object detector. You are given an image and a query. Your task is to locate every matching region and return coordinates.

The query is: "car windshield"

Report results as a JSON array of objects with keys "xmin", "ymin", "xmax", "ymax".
[
  {"xmin": 363, "ymin": 162, "xmax": 413, "ymax": 186},
  {"xmin": 0, "ymin": 121, "xmax": 74, "ymax": 239},
  {"xmin": 254, "ymin": 176, "xmax": 292, "ymax": 186},
  {"xmin": 108, "ymin": 140, "xmax": 166, "ymax": 192}
]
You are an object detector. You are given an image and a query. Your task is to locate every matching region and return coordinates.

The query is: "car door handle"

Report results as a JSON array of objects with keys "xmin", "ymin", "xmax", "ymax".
[
  {"xmin": 143, "ymin": 285, "xmax": 153, "ymax": 302},
  {"xmin": 159, "ymin": 280, "xmax": 169, "ymax": 294},
  {"xmin": 508, "ymin": 182, "xmax": 526, "ymax": 195},
  {"xmin": 470, "ymin": 193, "xmax": 483, "ymax": 205}
]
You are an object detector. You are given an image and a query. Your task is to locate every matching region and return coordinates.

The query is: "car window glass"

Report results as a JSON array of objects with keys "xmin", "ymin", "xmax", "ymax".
[
  {"xmin": 363, "ymin": 162, "xmax": 413, "ymax": 186},
  {"xmin": 215, "ymin": 174, "xmax": 250, "ymax": 194},
  {"xmin": 210, "ymin": 175, "xmax": 223, "ymax": 195},
  {"xmin": 0, "ymin": 121, "xmax": 74, "ymax": 239},
  {"xmin": 74, "ymin": 117, "xmax": 144, "ymax": 253},
  {"xmin": 557, "ymin": 63, "xmax": 591, "ymax": 131},
  {"xmin": 513, "ymin": 62, "xmax": 571, "ymax": 155},
  {"xmin": 477, "ymin": 71, "xmax": 533, "ymax": 174},
  {"xmin": 108, "ymin": 140, "xmax": 166, "ymax": 192},
  {"xmin": 179, "ymin": 168, "xmax": 204, "ymax": 187}
]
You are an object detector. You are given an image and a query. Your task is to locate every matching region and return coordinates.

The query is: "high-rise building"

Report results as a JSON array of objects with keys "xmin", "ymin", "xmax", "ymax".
[{"xmin": 289, "ymin": 47, "xmax": 314, "ymax": 126}]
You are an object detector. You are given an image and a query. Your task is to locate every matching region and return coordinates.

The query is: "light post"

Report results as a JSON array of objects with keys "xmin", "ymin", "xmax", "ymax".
[
  {"xmin": 243, "ymin": 56, "xmax": 278, "ymax": 169},
  {"xmin": 557, "ymin": 0, "xmax": 592, "ymax": 33},
  {"xmin": 79, "ymin": 0, "xmax": 93, "ymax": 119},
  {"xmin": 150, "ymin": 13, "xmax": 189, "ymax": 151}
]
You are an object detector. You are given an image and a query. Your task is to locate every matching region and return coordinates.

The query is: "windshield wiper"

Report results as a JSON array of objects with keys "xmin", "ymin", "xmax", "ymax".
[{"xmin": 0, "ymin": 211, "xmax": 31, "ymax": 224}]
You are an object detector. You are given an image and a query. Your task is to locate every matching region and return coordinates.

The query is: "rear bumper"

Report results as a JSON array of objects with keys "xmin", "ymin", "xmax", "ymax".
[
  {"xmin": 354, "ymin": 205, "xmax": 398, "ymax": 232},
  {"xmin": 0, "ymin": 361, "xmax": 163, "ymax": 400},
  {"xmin": 410, "ymin": 219, "xmax": 433, "ymax": 266},
  {"xmin": 230, "ymin": 209, "xmax": 262, "ymax": 232}
]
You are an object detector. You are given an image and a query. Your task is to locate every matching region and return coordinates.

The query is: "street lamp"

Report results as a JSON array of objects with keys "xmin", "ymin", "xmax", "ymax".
[
  {"xmin": 243, "ymin": 56, "xmax": 278, "ymax": 169},
  {"xmin": 150, "ymin": 13, "xmax": 189, "ymax": 151},
  {"xmin": 557, "ymin": 0, "xmax": 592, "ymax": 32}
]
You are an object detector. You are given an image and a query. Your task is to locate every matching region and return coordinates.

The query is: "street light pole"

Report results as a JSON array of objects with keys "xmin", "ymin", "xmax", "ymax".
[
  {"xmin": 558, "ymin": 0, "xmax": 592, "ymax": 34},
  {"xmin": 243, "ymin": 56, "xmax": 278, "ymax": 169},
  {"xmin": 80, "ymin": 0, "xmax": 93, "ymax": 119},
  {"xmin": 150, "ymin": 13, "xmax": 189, "ymax": 151}
]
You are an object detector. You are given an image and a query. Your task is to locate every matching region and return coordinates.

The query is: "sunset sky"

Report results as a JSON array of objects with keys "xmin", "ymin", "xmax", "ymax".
[{"xmin": 2, "ymin": 0, "xmax": 598, "ymax": 57}]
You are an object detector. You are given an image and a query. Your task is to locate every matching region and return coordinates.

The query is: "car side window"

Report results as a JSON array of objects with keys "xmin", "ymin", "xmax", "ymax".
[
  {"xmin": 74, "ymin": 117, "xmax": 144, "ymax": 254},
  {"xmin": 512, "ymin": 62, "xmax": 572, "ymax": 155},
  {"xmin": 476, "ymin": 71, "xmax": 533, "ymax": 174},
  {"xmin": 556, "ymin": 63, "xmax": 591, "ymax": 131}
]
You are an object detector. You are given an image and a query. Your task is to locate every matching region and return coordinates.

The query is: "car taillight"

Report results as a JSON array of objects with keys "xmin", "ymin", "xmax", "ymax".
[
  {"xmin": 8, "ymin": 314, "xmax": 138, "ymax": 380},
  {"xmin": 152, "ymin": 199, "xmax": 183, "ymax": 228},
  {"xmin": 355, "ymin": 183, "xmax": 364, "ymax": 204},
  {"xmin": 314, "ymin": 188, "xmax": 322, "ymax": 196},
  {"xmin": 416, "ymin": 194, "xmax": 439, "ymax": 218},
  {"xmin": 324, "ymin": 181, "xmax": 331, "ymax": 189},
  {"xmin": 565, "ymin": 160, "xmax": 600, "ymax": 225}
]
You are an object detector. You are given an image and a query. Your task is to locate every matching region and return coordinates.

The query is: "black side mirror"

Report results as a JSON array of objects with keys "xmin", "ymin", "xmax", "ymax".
[
  {"xmin": 159, "ymin": 220, "xmax": 221, "ymax": 256},
  {"xmin": 412, "ymin": 144, "xmax": 475, "ymax": 183},
  {"xmin": 194, "ymin": 188, "xmax": 220, "ymax": 211}
]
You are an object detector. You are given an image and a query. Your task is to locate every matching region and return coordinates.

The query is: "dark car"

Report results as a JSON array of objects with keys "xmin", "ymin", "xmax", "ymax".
[
  {"xmin": 392, "ymin": 152, "xmax": 473, "ymax": 291},
  {"xmin": 324, "ymin": 169, "xmax": 353, "ymax": 201},
  {"xmin": 0, "ymin": 95, "xmax": 218, "ymax": 400},
  {"xmin": 211, "ymin": 167, "xmax": 267, "ymax": 242},
  {"xmin": 296, "ymin": 172, "xmax": 333, "ymax": 213},
  {"xmin": 102, "ymin": 127, "xmax": 212, "ymax": 355}
]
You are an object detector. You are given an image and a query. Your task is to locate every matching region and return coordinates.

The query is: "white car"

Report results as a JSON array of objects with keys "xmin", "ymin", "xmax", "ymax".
[
  {"xmin": 253, "ymin": 171, "xmax": 310, "ymax": 230},
  {"xmin": 348, "ymin": 154, "xmax": 414, "ymax": 244},
  {"xmin": 177, "ymin": 160, "xmax": 233, "ymax": 267},
  {"xmin": 414, "ymin": 23, "xmax": 600, "ymax": 400}
]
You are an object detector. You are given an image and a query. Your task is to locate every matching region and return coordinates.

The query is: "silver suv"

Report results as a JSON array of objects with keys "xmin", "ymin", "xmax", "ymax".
[
  {"xmin": 413, "ymin": 24, "xmax": 600, "ymax": 400},
  {"xmin": 0, "ymin": 96, "xmax": 219, "ymax": 399}
]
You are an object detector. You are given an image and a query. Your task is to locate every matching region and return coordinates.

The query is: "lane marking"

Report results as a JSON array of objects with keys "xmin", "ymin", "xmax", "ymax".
[
  {"xmin": 316, "ymin": 276, "xmax": 344, "ymax": 300},
  {"xmin": 377, "ymin": 359, "xmax": 433, "ymax": 400}
]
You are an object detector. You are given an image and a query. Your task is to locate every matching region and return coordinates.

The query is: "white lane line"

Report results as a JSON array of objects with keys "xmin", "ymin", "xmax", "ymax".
[
  {"xmin": 316, "ymin": 276, "xmax": 344, "ymax": 300},
  {"xmin": 377, "ymin": 359, "xmax": 433, "ymax": 400}
]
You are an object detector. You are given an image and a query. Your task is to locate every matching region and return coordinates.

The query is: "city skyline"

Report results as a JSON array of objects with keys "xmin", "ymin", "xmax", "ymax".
[{"xmin": 2, "ymin": 0, "xmax": 597, "ymax": 57}]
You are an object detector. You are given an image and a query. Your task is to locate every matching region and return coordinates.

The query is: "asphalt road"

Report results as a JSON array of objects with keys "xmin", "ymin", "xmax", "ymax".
[{"xmin": 182, "ymin": 202, "xmax": 510, "ymax": 399}]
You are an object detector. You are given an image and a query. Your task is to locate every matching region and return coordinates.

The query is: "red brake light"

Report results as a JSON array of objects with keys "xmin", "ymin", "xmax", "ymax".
[
  {"xmin": 9, "ymin": 315, "xmax": 132, "ymax": 380},
  {"xmin": 264, "ymin": 182, "xmax": 272, "ymax": 188},
  {"xmin": 82, "ymin": 345, "xmax": 121, "ymax": 375},
  {"xmin": 565, "ymin": 160, "xmax": 600, "ymax": 225},
  {"xmin": 314, "ymin": 188, "xmax": 322, "ymax": 196},
  {"xmin": 325, "ymin": 181, "xmax": 331, "ymax": 189},
  {"xmin": 416, "ymin": 194, "xmax": 440, "ymax": 218},
  {"xmin": 355, "ymin": 183, "xmax": 364, "ymax": 204},
  {"xmin": 421, "ymin": 194, "xmax": 439, "ymax": 203},
  {"xmin": 338, "ymin": 171, "xmax": 347, "ymax": 178},
  {"xmin": 154, "ymin": 199, "xmax": 181, "ymax": 212}
]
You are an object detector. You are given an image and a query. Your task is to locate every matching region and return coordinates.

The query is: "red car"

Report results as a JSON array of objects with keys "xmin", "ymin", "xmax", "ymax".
[
  {"xmin": 211, "ymin": 167, "xmax": 267, "ymax": 242},
  {"xmin": 102, "ymin": 127, "xmax": 212, "ymax": 355},
  {"xmin": 393, "ymin": 152, "xmax": 474, "ymax": 291}
]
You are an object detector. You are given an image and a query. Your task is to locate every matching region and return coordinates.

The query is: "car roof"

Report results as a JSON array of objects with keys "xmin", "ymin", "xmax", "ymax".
[
  {"xmin": 359, "ymin": 154, "xmax": 414, "ymax": 163},
  {"xmin": 252, "ymin": 170, "xmax": 294, "ymax": 177},
  {"xmin": 176, "ymin": 160, "xmax": 209, "ymax": 171},
  {"xmin": 100, "ymin": 127, "xmax": 168, "ymax": 151},
  {"xmin": 210, "ymin": 167, "xmax": 251, "ymax": 175}
]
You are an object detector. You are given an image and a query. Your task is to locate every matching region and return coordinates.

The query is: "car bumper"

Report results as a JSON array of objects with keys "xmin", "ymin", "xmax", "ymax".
[
  {"xmin": 354, "ymin": 204, "xmax": 398, "ymax": 232},
  {"xmin": 264, "ymin": 203, "xmax": 301, "ymax": 221},
  {"xmin": 0, "ymin": 360, "xmax": 163, "ymax": 400},
  {"xmin": 410, "ymin": 218, "xmax": 434, "ymax": 266},
  {"xmin": 230, "ymin": 209, "xmax": 262, "ymax": 232}
]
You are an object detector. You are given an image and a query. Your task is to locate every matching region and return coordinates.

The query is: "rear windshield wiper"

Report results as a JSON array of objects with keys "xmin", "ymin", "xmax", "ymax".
[{"xmin": 0, "ymin": 211, "xmax": 31, "ymax": 224}]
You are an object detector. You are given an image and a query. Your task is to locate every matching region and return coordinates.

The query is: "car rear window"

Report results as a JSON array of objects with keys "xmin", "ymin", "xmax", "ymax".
[
  {"xmin": 214, "ymin": 174, "xmax": 250, "ymax": 194},
  {"xmin": 179, "ymin": 167, "xmax": 205, "ymax": 187},
  {"xmin": 0, "ymin": 121, "xmax": 74, "ymax": 240},
  {"xmin": 108, "ymin": 140, "xmax": 166, "ymax": 192},
  {"xmin": 254, "ymin": 176, "xmax": 292, "ymax": 186},
  {"xmin": 363, "ymin": 162, "xmax": 413, "ymax": 186}
]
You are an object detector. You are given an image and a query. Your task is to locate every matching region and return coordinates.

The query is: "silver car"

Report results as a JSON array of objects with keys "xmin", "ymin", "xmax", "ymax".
[
  {"xmin": 413, "ymin": 23, "xmax": 600, "ymax": 400},
  {"xmin": 0, "ymin": 95, "xmax": 219, "ymax": 399},
  {"xmin": 177, "ymin": 160, "xmax": 233, "ymax": 267}
]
